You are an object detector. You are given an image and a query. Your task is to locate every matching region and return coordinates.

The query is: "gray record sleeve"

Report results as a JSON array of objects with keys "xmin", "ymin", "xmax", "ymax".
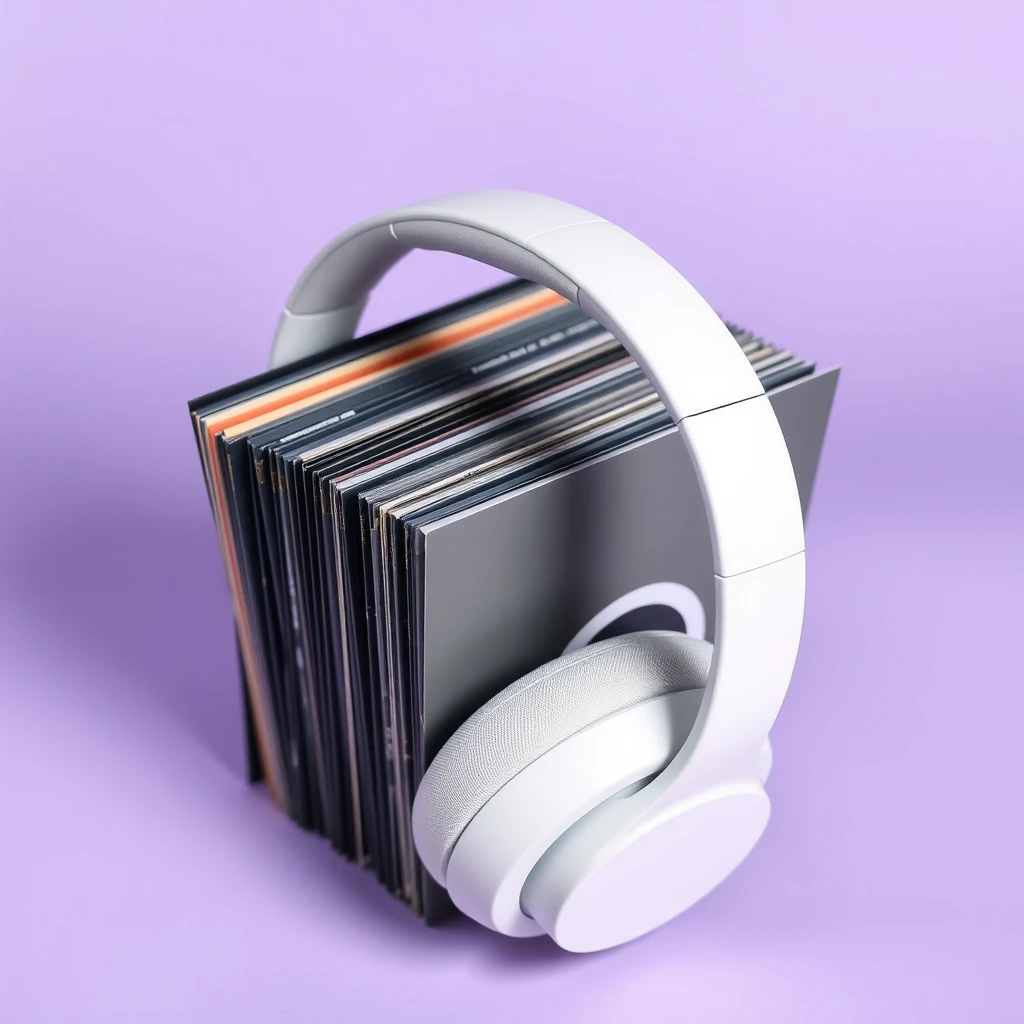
[{"xmin": 419, "ymin": 366, "xmax": 840, "ymax": 761}]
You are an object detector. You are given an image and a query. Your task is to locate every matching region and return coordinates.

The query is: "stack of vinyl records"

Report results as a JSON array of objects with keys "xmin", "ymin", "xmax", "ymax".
[{"xmin": 189, "ymin": 280, "xmax": 836, "ymax": 922}]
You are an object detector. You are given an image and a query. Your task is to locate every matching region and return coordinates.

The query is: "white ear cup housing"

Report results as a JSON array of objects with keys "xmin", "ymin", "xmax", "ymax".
[
  {"xmin": 412, "ymin": 632, "xmax": 711, "ymax": 936},
  {"xmin": 413, "ymin": 631, "xmax": 711, "ymax": 883},
  {"xmin": 520, "ymin": 778, "xmax": 770, "ymax": 951}
]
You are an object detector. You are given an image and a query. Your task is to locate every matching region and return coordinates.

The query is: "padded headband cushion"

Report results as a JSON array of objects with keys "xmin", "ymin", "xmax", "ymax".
[{"xmin": 412, "ymin": 631, "xmax": 712, "ymax": 883}]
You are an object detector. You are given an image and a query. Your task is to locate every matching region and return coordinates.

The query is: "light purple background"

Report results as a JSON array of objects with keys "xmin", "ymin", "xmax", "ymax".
[{"xmin": 2, "ymin": 3, "xmax": 1022, "ymax": 1021}]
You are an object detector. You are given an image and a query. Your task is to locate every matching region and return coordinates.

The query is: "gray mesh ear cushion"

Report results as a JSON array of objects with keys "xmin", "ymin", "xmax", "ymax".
[{"xmin": 412, "ymin": 630, "xmax": 712, "ymax": 884}]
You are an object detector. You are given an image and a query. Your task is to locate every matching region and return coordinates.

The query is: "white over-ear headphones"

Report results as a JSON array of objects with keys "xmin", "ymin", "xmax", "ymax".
[{"xmin": 272, "ymin": 190, "xmax": 805, "ymax": 952}]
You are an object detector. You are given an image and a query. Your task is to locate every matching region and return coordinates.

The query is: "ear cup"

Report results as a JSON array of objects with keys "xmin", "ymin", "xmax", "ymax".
[{"xmin": 412, "ymin": 630, "xmax": 712, "ymax": 887}]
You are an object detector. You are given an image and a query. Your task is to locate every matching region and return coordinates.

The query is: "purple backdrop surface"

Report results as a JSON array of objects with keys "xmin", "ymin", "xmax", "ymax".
[{"xmin": 1, "ymin": 3, "xmax": 1021, "ymax": 1021}]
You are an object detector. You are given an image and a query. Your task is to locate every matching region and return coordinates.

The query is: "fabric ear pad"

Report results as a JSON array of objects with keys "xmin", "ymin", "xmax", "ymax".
[{"xmin": 411, "ymin": 630, "xmax": 712, "ymax": 886}]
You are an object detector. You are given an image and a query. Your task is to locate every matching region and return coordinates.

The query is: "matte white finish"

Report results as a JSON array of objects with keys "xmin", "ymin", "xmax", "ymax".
[
  {"xmin": 271, "ymin": 305, "xmax": 366, "ymax": 369},
  {"xmin": 272, "ymin": 190, "xmax": 808, "ymax": 950},
  {"xmin": 521, "ymin": 783, "xmax": 770, "ymax": 952},
  {"xmin": 644, "ymin": 552, "xmax": 805, "ymax": 807},
  {"xmin": 562, "ymin": 581, "xmax": 706, "ymax": 653},
  {"xmin": 413, "ymin": 632, "xmax": 711, "ymax": 885},
  {"xmin": 759, "ymin": 736, "xmax": 774, "ymax": 784},
  {"xmin": 681, "ymin": 396, "xmax": 805, "ymax": 578},
  {"xmin": 445, "ymin": 688, "xmax": 705, "ymax": 936},
  {"xmin": 524, "ymin": 218, "xmax": 764, "ymax": 420},
  {"xmin": 273, "ymin": 190, "xmax": 765, "ymax": 419}
]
